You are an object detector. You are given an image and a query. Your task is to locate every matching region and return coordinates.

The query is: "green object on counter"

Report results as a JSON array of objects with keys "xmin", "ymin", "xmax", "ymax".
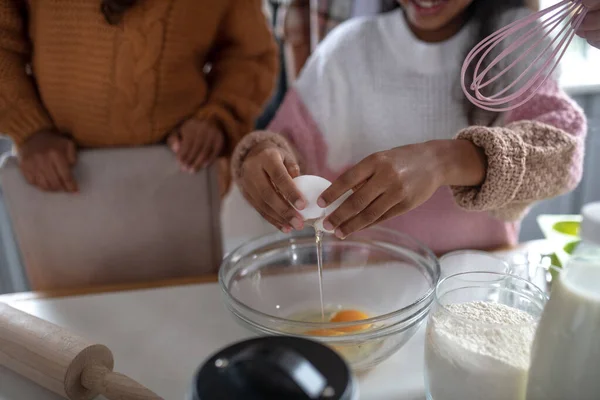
[
  {"xmin": 552, "ymin": 221, "xmax": 580, "ymax": 236},
  {"xmin": 549, "ymin": 253, "xmax": 562, "ymax": 281},
  {"xmin": 547, "ymin": 241, "xmax": 580, "ymax": 281},
  {"xmin": 538, "ymin": 215, "xmax": 582, "ymax": 273},
  {"xmin": 550, "ymin": 253, "xmax": 562, "ymax": 268},
  {"xmin": 563, "ymin": 240, "xmax": 580, "ymax": 255}
]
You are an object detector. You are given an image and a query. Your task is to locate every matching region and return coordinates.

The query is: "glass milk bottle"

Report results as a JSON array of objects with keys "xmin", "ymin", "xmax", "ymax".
[{"xmin": 526, "ymin": 202, "xmax": 600, "ymax": 400}]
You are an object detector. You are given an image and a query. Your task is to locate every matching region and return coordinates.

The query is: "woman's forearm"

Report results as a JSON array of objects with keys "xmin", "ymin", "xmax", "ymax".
[
  {"xmin": 199, "ymin": 0, "xmax": 279, "ymax": 155},
  {"xmin": 0, "ymin": 0, "xmax": 54, "ymax": 145}
]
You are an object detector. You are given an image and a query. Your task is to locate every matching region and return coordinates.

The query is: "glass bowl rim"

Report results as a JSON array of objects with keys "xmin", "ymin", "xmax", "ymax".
[
  {"xmin": 433, "ymin": 271, "xmax": 548, "ymax": 328},
  {"xmin": 439, "ymin": 249, "xmax": 510, "ymax": 269},
  {"xmin": 218, "ymin": 227, "xmax": 441, "ymax": 330}
]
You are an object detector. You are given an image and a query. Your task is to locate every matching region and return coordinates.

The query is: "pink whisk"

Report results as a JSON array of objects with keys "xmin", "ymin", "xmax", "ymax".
[{"xmin": 462, "ymin": 0, "xmax": 588, "ymax": 112}]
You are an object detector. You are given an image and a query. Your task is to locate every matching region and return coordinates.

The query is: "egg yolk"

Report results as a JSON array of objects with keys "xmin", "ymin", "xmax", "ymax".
[
  {"xmin": 330, "ymin": 310, "xmax": 371, "ymax": 332},
  {"xmin": 305, "ymin": 329, "xmax": 344, "ymax": 337},
  {"xmin": 304, "ymin": 309, "xmax": 372, "ymax": 336}
]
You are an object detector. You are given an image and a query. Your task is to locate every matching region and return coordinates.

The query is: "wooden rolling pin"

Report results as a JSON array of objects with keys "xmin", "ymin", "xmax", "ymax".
[{"xmin": 0, "ymin": 303, "xmax": 163, "ymax": 400}]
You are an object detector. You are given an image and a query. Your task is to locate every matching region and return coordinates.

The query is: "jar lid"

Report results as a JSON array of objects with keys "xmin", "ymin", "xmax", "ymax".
[
  {"xmin": 192, "ymin": 337, "xmax": 357, "ymax": 400},
  {"xmin": 581, "ymin": 202, "xmax": 600, "ymax": 246}
]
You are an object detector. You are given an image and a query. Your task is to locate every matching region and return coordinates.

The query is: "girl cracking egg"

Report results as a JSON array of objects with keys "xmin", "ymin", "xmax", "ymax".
[{"xmin": 232, "ymin": 0, "xmax": 586, "ymax": 254}]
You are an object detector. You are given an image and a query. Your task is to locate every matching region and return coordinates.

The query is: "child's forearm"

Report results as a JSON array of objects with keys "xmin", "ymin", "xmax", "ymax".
[
  {"xmin": 428, "ymin": 139, "xmax": 487, "ymax": 187},
  {"xmin": 451, "ymin": 121, "xmax": 583, "ymax": 221},
  {"xmin": 449, "ymin": 77, "xmax": 586, "ymax": 221}
]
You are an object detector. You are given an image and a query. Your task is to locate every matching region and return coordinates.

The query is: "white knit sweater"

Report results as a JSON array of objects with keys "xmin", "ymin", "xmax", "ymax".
[{"xmin": 295, "ymin": 8, "xmax": 531, "ymax": 172}]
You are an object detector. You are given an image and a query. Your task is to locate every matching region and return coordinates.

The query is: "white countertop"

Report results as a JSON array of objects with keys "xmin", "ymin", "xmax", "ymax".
[{"xmin": 0, "ymin": 282, "xmax": 427, "ymax": 400}]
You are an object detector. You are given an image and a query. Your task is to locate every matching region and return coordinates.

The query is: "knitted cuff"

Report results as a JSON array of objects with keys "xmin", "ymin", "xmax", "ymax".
[
  {"xmin": 231, "ymin": 131, "xmax": 297, "ymax": 182},
  {"xmin": 7, "ymin": 102, "xmax": 54, "ymax": 147},
  {"xmin": 451, "ymin": 126, "xmax": 527, "ymax": 212}
]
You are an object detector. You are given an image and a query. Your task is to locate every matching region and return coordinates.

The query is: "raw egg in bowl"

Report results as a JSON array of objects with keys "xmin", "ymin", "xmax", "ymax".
[{"xmin": 219, "ymin": 227, "xmax": 440, "ymax": 371}]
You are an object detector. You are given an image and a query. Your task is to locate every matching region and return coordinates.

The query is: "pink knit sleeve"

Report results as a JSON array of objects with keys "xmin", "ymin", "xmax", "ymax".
[
  {"xmin": 231, "ymin": 87, "xmax": 329, "ymax": 180},
  {"xmin": 452, "ymin": 78, "xmax": 587, "ymax": 221}
]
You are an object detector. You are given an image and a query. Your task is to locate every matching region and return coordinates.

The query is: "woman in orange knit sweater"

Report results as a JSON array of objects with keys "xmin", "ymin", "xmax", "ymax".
[{"xmin": 0, "ymin": 0, "xmax": 277, "ymax": 193}]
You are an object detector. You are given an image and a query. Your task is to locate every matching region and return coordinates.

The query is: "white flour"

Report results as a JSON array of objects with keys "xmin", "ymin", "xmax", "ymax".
[{"xmin": 425, "ymin": 301, "xmax": 537, "ymax": 400}]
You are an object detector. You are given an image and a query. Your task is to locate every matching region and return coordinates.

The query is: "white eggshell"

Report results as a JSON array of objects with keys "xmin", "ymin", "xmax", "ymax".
[
  {"xmin": 292, "ymin": 175, "xmax": 332, "ymax": 220},
  {"xmin": 292, "ymin": 175, "xmax": 353, "ymax": 233},
  {"xmin": 312, "ymin": 218, "xmax": 328, "ymax": 234},
  {"xmin": 317, "ymin": 190, "xmax": 353, "ymax": 233}
]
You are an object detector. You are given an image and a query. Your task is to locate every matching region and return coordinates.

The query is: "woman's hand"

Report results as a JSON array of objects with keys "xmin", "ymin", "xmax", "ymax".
[
  {"xmin": 168, "ymin": 118, "xmax": 225, "ymax": 173},
  {"xmin": 19, "ymin": 130, "xmax": 78, "ymax": 193},
  {"xmin": 317, "ymin": 140, "xmax": 487, "ymax": 239},
  {"xmin": 578, "ymin": 0, "xmax": 600, "ymax": 49},
  {"xmin": 238, "ymin": 141, "xmax": 306, "ymax": 233}
]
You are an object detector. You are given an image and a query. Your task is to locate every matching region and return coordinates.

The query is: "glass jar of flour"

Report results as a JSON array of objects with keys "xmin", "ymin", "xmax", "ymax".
[
  {"xmin": 424, "ymin": 272, "xmax": 547, "ymax": 400},
  {"xmin": 526, "ymin": 202, "xmax": 600, "ymax": 400}
]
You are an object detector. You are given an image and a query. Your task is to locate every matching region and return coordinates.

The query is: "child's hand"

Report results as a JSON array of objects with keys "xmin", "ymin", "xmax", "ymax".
[
  {"xmin": 237, "ymin": 141, "xmax": 306, "ymax": 233},
  {"xmin": 578, "ymin": 0, "xmax": 600, "ymax": 49},
  {"xmin": 19, "ymin": 130, "xmax": 78, "ymax": 193},
  {"xmin": 168, "ymin": 118, "xmax": 225, "ymax": 173},
  {"xmin": 317, "ymin": 140, "xmax": 486, "ymax": 239}
]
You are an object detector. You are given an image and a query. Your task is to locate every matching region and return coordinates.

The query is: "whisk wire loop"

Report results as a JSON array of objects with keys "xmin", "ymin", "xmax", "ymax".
[{"xmin": 462, "ymin": 0, "xmax": 588, "ymax": 112}]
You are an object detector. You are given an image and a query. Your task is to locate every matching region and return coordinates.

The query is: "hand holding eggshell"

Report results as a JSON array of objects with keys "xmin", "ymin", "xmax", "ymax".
[
  {"xmin": 237, "ymin": 142, "xmax": 306, "ymax": 232},
  {"xmin": 292, "ymin": 175, "xmax": 352, "ymax": 234},
  {"xmin": 317, "ymin": 143, "xmax": 469, "ymax": 239},
  {"xmin": 236, "ymin": 138, "xmax": 354, "ymax": 234}
]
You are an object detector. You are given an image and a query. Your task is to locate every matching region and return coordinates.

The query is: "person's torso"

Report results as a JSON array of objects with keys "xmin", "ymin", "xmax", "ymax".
[
  {"xmin": 298, "ymin": 10, "xmax": 473, "ymax": 171},
  {"xmin": 26, "ymin": 0, "xmax": 230, "ymax": 147}
]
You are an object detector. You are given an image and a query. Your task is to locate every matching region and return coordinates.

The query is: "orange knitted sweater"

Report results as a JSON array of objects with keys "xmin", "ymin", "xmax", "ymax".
[{"xmin": 0, "ymin": 0, "xmax": 278, "ymax": 153}]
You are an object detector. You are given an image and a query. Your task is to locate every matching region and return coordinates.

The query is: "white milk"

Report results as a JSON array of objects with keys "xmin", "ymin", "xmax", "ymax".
[
  {"xmin": 526, "ymin": 262, "xmax": 600, "ymax": 400},
  {"xmin": 527, "ymin": 203, "xmax": 600, "ymax": 400}
]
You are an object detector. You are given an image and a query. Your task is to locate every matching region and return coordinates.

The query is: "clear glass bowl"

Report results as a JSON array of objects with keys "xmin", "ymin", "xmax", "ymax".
[
  {"xmin": 424, "ymin": 272, "xmax": 548, "ymax": 400},
  {"xmin": 219, "ymin": 227, "xmax": 440, "ymax": 371},
  {"xmin": 439, "ymin": 250, "xmax": 510, "ymax": 278}
]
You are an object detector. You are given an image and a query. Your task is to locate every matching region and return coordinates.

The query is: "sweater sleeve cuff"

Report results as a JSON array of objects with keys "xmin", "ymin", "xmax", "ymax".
[
  {"xmin": 231, "ymin": 130, "xmax": 297, "ymax": 182},
  {"xmin": 451, "ymin": 126, "xmax": 527, "ymax": 212},
  {"xmin": 195, "ymin": 103, "xmax": 248, "ymax": 157},
  {"xmin": 6, "ymin": 103, "xmax": 54, "ymax": 146}
]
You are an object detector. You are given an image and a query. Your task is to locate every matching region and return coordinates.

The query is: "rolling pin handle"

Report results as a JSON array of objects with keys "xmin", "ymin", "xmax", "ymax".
[{"xmin": 81, "ymin": 364, "xmax": 164, "ymax": 400}]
